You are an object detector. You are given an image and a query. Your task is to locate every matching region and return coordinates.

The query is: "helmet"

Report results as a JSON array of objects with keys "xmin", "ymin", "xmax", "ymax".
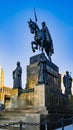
[{"xmin": 42, "ymin": 21, "xmax": 46, "ymax": 26}]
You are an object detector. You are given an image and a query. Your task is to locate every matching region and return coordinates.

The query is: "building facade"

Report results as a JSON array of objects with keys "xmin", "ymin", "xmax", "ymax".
[
  {"xmin": 0, "ymin": 66, "xmax": 4, "ymax": 89},
  {"xmin": 0, "ymin": 66, "xmax": 11, "ymax": 108}
]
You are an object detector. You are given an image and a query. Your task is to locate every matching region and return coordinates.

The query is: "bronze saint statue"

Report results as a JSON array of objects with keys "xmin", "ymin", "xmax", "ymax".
[
  {"xmin": 13, "ymin": 62, "xmax": 22, "ymax": 89},
  {"xmin": 28, "ymin": 18, "xmax": 54, "ymax": 61},
  {"xmin": 38, "ymin": 53, "xmax": 48, "ymax": 84},
  {"xmin": 63, "ymin": 71, "xmax": 72, "ymax": 94}
]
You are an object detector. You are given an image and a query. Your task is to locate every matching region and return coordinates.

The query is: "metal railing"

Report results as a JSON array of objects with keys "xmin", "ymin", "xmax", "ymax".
[{"xmin": 0, "ymin": 117, "xmax": 73, "ymax": 130}]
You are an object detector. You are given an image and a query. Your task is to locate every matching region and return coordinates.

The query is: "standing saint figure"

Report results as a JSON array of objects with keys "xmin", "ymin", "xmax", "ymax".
[
  {"xmin": 13, "ymin": 62, "xmax": 22, "ymax": 89},
  {"xmin": 38, "ymin": 53, "xmax": 48, "ymax": 84},
  {"xmin": 63, "ymin": 71, "xmax": 72, "ymax": 94}
]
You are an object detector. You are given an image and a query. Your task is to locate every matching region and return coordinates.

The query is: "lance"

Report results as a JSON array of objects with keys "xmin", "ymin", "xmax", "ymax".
[{"xmin": 34, "ymin": 8, "xmax": 37, "ymax": 22}]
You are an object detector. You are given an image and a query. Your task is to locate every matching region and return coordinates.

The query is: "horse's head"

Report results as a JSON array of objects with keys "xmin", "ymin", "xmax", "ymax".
[{"xmin": 28, "ymin": 19, "xmax": 39, "ymax": 34}]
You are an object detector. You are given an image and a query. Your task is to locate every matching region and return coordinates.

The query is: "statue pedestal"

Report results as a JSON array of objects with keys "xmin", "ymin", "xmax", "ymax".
[
  {"xmin": 10, "ymin": 88, "xmax": 23, "ymax": 108},
  {"xmin": 9, "ymin": 53, "xmax": 61, "ymax": 109},
  {"xmin": 26, "ymin": 53, "xmax": 61, "ymax": 90},
  {"xmin": 1, "ymin": 53, "xmax": 73, "ymax": 130},
  {"xmin": 11, "ymin": 88, "xmax": 23, "ymax": 96}
]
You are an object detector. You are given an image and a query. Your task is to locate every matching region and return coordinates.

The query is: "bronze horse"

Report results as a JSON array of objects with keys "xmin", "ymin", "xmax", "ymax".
[{"xmin": 28, "ymin": 19, "xmax": 54, "ymax": 61}]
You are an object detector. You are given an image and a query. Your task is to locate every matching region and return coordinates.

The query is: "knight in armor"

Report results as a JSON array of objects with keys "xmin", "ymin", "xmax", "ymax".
[
  {"xmin": 28, "ymin": 18, "xmax": 54, "ymax": 61},
  {"xmin": 41, "ymin": 21, "xmax": 52, "ymax": 43}
]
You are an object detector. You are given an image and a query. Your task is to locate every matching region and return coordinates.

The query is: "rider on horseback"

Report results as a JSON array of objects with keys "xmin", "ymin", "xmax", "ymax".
[
  {"xmin": 28, "ymin": 19, "xmax": 54, "ymax": 61},
  {"xmin": 41, "ymin": 21, "xmax": 52, "ymax": 43},
  {"xmin": 41, "ymin": 21, "xmax": 54, "ymax": 55}
]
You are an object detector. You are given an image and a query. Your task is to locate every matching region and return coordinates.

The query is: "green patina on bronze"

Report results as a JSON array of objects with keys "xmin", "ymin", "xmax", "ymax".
[{"xmin": 22, "ymin": 88, "xmax": 34, "ymax": 93}]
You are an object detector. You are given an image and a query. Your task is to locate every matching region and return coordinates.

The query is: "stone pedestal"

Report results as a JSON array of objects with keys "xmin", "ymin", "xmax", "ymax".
[
  {"xmin": 10, "ymin": 88, "xmax": 23, "ymax": 108},
  {"xmin": 9, "ymin": 53, "xmax": 61, "ymax": 109},
  {"xmin": 10, "ymin": 86, "xmax": 48, "ymax": 111},
  {"xmin": 0, "ymin": 53, "xmax": 73, "ymax": 130},
  {"xmin": 26, "ymin": 53, "xmax": 61, "ymax": 90},
  {"xmin": 0, "ymin": 109, "xmax": 40, "ymax": 130}
]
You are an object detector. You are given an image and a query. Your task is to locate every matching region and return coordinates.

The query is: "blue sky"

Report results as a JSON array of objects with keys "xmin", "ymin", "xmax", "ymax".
[{"xmin": 0, "ymin": 0, "xmax": 73, "ymax": 88}]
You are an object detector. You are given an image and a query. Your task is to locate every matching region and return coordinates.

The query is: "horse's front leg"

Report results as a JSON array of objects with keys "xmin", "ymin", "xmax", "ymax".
[{"xmin": 31, "ymin": 41, "xmax": 35, "ymax": 52}]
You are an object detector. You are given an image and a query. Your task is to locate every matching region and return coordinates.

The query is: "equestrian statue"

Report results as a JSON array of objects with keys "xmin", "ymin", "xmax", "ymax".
[{"xmin": 28, "ymin": 10, "xmax": 54, "ymax": 61}]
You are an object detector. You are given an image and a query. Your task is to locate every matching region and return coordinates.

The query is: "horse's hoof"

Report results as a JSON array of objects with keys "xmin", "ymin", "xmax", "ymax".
[
  {"xmin": 36, "ymin": 46, "xmax": 38, "ymax": 49},
  {"xmin": 33, "ymin": 49, "xmax": 35, "ymax": 52}
]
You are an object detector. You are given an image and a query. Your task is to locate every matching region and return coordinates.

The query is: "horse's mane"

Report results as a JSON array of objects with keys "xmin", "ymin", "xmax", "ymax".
[{"xmin": 33, "ymin": 21, "xmax": 39, "ymax": 30}]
